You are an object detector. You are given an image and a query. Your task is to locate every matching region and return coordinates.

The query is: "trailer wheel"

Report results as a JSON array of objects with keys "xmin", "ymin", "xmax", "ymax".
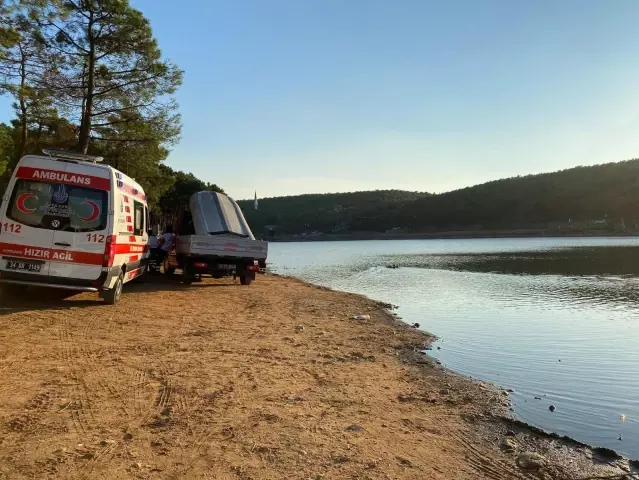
[
  {"xmin": 104, "ymin": 272, "xmax": 124, "ymax": 305},
  {"xmin": 182, "ymin": 263, "xmax": 195, "ymax": 285}
]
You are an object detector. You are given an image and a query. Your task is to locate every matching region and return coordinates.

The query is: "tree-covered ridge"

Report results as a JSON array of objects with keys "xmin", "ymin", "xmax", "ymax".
[
  {"xmin": 239, "ymin": 159, "xmax": 639, "ymax": 236},
  {"xmin": 238, "ymin": 190, "xmax": 431, "ymax": 235},
  {"xmin": 400, "ymin": 159, "xmax": 639, "ymax": 231}
]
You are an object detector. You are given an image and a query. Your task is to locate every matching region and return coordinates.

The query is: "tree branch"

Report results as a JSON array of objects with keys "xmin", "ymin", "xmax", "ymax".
[
  {"xmin": 91, "ymin": 136, "xmax": 156, "ymax": 143},
  {"xmin": 93, "ymin": 72, "xmax": 164, "ymax": 98},
  {"xmin": 65, "ymin": 0, "xmax": 91, "ymax": 21},
  {"xmin": 91, "ymin": 101, "xmax": 154, "ymax": 117},
  {"xmin": 43, "ymin": 21, "xmax": 89, "ymax": 54}
]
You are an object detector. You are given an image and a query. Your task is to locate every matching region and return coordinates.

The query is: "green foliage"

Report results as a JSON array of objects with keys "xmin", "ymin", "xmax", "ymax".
[
  {"xmin": 399, "ymin": 160, "xmax": 639, "ymax": 231},
  {"xmin": 239, "ymin": 159, "xmax": 639, "ymax": 236},
  {"xmin": 238, "ymin": 190, "xmax": 430, "ymax": 235},
  {"xmin": 0, "ymin": 0, "xmax": 219, "ymax": 220},
  {"xmin": 34, "ymin": 0, "xmax": 183, "ymax": 153},
  {"xmin": 0, "ymin": 123, "xmax": 14, "ymax": 183},
  {"xmin": 158, "ymin": 165, "xmax": 224, "ymax": 219}
]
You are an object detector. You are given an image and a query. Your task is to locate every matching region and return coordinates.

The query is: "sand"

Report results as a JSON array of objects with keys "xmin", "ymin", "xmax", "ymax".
[{"xmin": 0, "ymin": 275, "xmax": 632, "ymax": 479}]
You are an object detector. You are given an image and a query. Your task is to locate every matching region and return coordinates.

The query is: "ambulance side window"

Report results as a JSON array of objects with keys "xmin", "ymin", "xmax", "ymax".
[{"xmin": 133, "ymin": 200, "xmax": 144, "ymax": 236}]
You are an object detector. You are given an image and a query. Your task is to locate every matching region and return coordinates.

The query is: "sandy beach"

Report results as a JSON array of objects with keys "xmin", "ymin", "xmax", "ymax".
[{"xmin": 0, "ymin": 275, "xmax": 633, "ymax": 479}]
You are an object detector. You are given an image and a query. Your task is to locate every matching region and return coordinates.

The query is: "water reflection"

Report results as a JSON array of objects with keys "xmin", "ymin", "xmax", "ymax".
[{"xmin": 268, "ymin": 240, "xmax": 639, "ymax": 458}]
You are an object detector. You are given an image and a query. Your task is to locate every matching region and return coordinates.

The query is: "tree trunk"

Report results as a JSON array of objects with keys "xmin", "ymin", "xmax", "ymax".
[
  {"xmin": 77, "ymin": 10, "xmax": 95, "ymax": 154},
  {"xmin": 18, "ymin": 46, "xmax": 28, "ymax": 158}
]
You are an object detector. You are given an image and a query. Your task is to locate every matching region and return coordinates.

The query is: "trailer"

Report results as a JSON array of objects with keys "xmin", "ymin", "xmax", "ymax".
[{"xmin": 163, "ymin": 191, "xmax": 268, "ymax": 285}]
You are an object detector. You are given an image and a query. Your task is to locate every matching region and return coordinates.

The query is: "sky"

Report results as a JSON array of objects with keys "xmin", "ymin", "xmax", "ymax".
[{"xmin": 3, "ymin": 0, "xmax": 639, "ymax": 199}]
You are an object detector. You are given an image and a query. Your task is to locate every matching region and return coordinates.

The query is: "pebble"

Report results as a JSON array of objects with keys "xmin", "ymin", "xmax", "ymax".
[
  {"xmin": 123, "ymin": 433, "xmax": 133, "ymax": 441},
  {"xmin": 549, "ymin": 405, "xmax": 556, "ymax": 412},
  {"xmin": 505, "ymin": 430, "xmax": 516, "ymax": 437},
  {"xmin": 295, "ymin": 325, "xmax": 305, "ymax": 332},
  {"xmin": 286, "ymin": 394, "xmax": 306, "ymax": 402},
  {"xmin": 345, "ymin": 424, "xmax": 363, "ymax": 432},
  {"xmin": 411, "ymin": 323, "xmax": 420, "ymax": 329},
  {"xmin": 516, "ymin": 452, "xmax": 546, "ymax": 471},
  {"xmin": 501, "ymin": 437, "xmax": 517, "ymax": 453}
]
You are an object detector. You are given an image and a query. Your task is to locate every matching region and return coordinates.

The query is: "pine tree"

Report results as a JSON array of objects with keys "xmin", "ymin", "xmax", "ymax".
[
  {"xmin": 0, "ymin": 0, "xmax": 58, "ymax": 158},
  {"xmin": 36, "ymin": 0, "xmax": 182, "ymax": 153}
]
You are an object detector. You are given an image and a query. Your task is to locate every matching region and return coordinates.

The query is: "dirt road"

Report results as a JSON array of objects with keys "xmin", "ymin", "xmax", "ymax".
[{"xmin": 0, "ymin": 275, "xmax": 629, "ymax": 479}]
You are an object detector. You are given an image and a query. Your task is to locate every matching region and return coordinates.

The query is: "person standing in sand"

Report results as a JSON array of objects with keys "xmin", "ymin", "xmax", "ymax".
[{"xmin": 156, "ymin": 225, "xmax": 176, "ymax": 267}]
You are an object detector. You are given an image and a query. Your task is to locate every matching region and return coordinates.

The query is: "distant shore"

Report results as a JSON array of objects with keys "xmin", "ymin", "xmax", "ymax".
[{"xmin": 266, "ymin": 229, "xmax": 637, "ymax": 242}]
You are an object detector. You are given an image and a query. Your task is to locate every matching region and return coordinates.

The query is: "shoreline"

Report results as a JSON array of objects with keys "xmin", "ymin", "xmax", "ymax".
[
  {"xmin": 0, "ymin": 275, "xmax": 634, "ymax": 479},
  {"xmin": 285, "ymin": 274, "xmax": 638, "ymax": 474},
  {"xmin": 266, "ymin": 231, "xmax": 638, "ymax": 242}
]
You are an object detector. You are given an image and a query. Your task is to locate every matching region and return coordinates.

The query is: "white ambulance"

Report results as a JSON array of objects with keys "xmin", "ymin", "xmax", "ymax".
[{"xmin": 0, "ymin": 149, "xmax": 150, "ymax": 304}]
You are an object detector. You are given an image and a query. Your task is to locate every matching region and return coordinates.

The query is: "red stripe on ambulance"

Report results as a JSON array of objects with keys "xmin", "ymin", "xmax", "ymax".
[
  {"xmin": 114, "ymin": 244, "xmax": 146, "ymax": 255},
  {"xmin": 0, "ymin": 242, "xmax": 103, "ymax": 265},
  {"xmin": 15, "ymin": 167, "xmax": 111, "ymax": 191}
]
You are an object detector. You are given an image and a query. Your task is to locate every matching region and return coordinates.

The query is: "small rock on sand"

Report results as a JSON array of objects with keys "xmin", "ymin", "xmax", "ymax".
[
  {"xmin": 345, "ymin": 424, "xmax": 363, "ymax": 432},
  {"xmin": 516, "ymin": 452, "xmax": 546, "ymax": 471},
  {"xmin": 286, "ymin": 395, "xmax": 306, "ymax": 403},
  {"xmin": 501, "ymin": 437, "xmax": 517, "ymax": 453}
]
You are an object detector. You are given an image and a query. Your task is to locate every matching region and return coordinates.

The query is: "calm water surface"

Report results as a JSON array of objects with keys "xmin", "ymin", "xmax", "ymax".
[{"xmin": 267, "ymin": 238, "xmax": 639, "ymax": 458}]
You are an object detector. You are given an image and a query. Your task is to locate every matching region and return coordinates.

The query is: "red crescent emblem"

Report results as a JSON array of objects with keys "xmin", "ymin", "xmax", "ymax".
[
  {"xmin": 79, "ymin": 200, "xmax": 100, "ymax": 222},
  {"xmin": 16, "ymin": 193, "xmax": 37, "ymax": 213}
]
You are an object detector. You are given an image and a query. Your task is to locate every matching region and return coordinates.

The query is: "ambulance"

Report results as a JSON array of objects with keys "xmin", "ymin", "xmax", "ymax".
[{"xmin": 0, "ymin": 149, "xmax": 150, "ymax": 304}]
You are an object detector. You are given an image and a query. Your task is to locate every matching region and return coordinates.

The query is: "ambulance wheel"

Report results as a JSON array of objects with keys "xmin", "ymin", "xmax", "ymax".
[
  {"xmin": 239, "ymin": 275, "xmax": 252, "ymax": 286},
  {"xmin": 104, "ymin": 272, "xmax": 124, "ymax": 305}
]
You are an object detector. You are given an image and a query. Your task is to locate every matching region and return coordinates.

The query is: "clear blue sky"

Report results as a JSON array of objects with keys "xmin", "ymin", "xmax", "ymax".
[{"xmin": 3, "ymin": 0, "xmax": 639, "ymax": 200}]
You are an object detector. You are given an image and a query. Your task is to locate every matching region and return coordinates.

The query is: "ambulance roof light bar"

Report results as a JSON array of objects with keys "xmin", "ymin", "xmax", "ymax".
[{"xmin": 42, "ymin": 148, "xmax": 104, "ymax": 164}]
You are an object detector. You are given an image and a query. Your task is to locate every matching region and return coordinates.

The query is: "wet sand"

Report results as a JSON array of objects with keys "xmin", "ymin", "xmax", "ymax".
[{"xmin": 0, "ymin": 275, "xmax": 633, "ymax": 479}]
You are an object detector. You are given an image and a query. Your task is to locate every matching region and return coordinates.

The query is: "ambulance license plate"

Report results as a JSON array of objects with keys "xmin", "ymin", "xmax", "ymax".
[{"xmin": 6, "ymin": 260, "xmax": 42, "ymax": 273}]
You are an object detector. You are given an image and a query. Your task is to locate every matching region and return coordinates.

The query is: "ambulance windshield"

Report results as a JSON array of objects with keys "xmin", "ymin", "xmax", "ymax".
[{"xmin": 7, "ymin": 179, "xmax": 108, "ymax": 232}]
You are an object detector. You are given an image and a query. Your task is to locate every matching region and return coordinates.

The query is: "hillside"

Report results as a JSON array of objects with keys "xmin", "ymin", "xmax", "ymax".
[
  {"xmin": 237, "ymin": 190, "xmax": 430, "ymax": 236},
  {"xmin": 240, "ymin": 159, "xmax": 639, "ymax": 236}
]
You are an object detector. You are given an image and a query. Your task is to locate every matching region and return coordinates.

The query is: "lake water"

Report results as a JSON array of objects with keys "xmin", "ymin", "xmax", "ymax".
[{"xmin": 267, "ymin": 238, "xmax": 639, "ymax": 459}]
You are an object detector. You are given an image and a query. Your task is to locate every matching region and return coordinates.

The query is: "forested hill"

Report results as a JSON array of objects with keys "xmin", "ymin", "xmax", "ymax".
[
  {"xmin": 240, "ymin": 159, "xmax": 639, "ymax": 236},
  {"xmin": 237, "ymin": 190, "xmax": 430, "ymax": 235}
]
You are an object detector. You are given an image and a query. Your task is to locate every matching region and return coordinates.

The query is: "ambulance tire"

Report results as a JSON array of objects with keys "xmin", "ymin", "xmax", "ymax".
[{"xmin": 104, "ymin": 272, "xmax": 124, "ymax": 305}]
